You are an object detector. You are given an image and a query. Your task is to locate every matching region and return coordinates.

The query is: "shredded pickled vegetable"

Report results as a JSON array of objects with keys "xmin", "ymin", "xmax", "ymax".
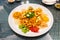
[{"xmin": 13, "ymin": 6, "xmax": 49, "ymax": 33}]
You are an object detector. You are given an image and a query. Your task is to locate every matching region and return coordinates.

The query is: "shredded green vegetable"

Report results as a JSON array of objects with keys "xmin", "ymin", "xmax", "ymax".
[{"xmin": 19, "ymin": 24, "xmax": 29, "ymax": 33}]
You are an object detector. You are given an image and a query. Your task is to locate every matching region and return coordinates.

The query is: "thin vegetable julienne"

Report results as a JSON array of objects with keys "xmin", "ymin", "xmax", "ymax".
[{"xmin": 13, "ymin": 6, "xmax": 49, "ymax": 33}]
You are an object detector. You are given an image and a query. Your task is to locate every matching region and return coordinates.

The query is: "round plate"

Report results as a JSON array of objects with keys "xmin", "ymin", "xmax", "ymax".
[
  {"xmin": 42, "ymin": 0, "xmax": 56, "ymax": 5},
  {"xmin": 8, "ymin": 3, "xmax": 54, "ymax": 37}
]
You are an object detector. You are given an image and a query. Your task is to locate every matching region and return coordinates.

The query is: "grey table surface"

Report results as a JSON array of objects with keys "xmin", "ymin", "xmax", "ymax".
[{"xmin": 0, "ymin": 0, "xmax": 60, "ymax": 40}]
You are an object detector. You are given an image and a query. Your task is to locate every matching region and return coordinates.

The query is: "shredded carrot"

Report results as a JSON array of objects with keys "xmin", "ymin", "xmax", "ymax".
[{"xmin": 13, "ymin": 6, "xmax": 49, "ymax": 29}]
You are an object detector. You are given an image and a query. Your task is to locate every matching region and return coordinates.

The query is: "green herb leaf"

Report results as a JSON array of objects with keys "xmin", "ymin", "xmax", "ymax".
[{"xmin": 25, "ymin": 12, "xmax": 35, "ymax": 18}]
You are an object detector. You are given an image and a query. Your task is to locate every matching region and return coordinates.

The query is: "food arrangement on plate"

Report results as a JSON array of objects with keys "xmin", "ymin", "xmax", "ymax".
[
  {"xmin": 8, "ymin": 4, "xmax": 53, "ymax": 37},
  {"xmin": 13, "ymin": 6, "xmax": 49, "ymax": 33}
]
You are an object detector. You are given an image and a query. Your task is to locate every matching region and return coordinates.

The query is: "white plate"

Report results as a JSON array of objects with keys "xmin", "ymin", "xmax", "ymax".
[
  {"xmin": 8, "ymin": 3, "xmax": 54, "ymax": 37},
  {"xmin": 42, "ymin": 0, "xmax": 56, "ymax": 5}
]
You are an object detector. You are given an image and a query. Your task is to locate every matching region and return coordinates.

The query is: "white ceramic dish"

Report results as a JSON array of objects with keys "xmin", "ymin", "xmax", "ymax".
[
  {"xmin": 8, "ymin": 3, "xmax": 54, "ymax": 37},
  {"xmin": 42, "ymin": 0, "xmax": 56, "ymax": 5}
]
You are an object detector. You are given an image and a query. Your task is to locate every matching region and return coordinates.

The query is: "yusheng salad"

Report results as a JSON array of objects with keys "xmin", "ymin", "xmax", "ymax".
[{"xmin": 13, "ymin": 6, "xmax": 49, "ymax": 33}]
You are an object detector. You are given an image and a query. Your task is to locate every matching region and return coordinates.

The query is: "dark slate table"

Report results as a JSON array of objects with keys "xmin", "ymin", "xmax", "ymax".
[{"xmin": 0, "ymin": 0, "xmax": 60, "ymax": 40}]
